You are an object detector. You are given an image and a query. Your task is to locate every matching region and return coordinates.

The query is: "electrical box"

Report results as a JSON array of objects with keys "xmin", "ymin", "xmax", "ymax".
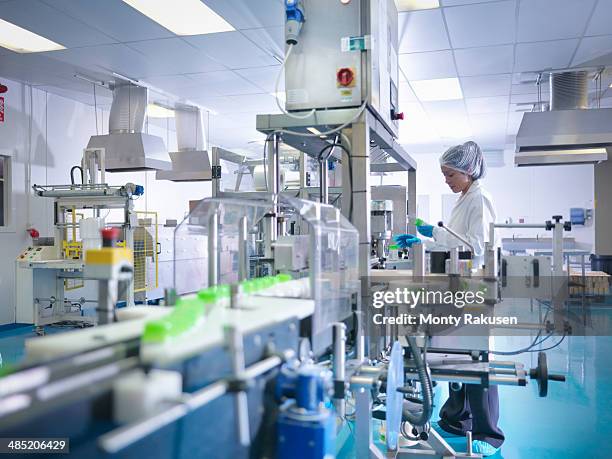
[
  {"xmin": 274, "ymin": 235, "xmax": 310, "ymax": 271},
  {"xmin": 284, "ymin": 0, "xmax": 400, "ymax": 137}
]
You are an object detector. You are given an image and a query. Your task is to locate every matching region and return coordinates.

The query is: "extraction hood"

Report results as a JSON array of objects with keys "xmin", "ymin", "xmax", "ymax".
[
  {"xmin": 515, "ymin": 71, "xmax": 611, "ymax": 167},
  {"xmin": 87, "ymin": 85, "xmax": 171, "ymax": 172},
  {"xmin": 156, "ymin": 107, "xmax": 212, "ymax": 181}
]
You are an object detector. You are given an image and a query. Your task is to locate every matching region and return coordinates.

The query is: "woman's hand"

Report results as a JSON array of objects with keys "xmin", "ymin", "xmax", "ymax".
[
  {"xmin": 416, "ymin": 225, "xmax": 434, "ymax": 238},
  {"xmin": 394, "ymin": 234, "xmax": 421, "ymax": 249}
]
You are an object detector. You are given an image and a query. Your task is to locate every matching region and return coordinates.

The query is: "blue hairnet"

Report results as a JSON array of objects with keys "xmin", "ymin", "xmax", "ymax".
[{"xmin": 440, "ymin": 141, "xmax": 486, "ymax": 180}]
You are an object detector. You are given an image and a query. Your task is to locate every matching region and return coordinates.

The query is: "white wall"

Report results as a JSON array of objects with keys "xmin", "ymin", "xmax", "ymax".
[
  {"xmin": 0, "ymin": 77, "xmax": 212, "ymax": 325},
  {"xmin": 384, "ymin": 150, "xmax": 595, "ymax": 248}
]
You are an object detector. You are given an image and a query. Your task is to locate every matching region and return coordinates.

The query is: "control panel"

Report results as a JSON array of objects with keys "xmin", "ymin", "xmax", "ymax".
[{"xmin": 16, "ymin": 246, "xmax": 57, "ymax": 263}]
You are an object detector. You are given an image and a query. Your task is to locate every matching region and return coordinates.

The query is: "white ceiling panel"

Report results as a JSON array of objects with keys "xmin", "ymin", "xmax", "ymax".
[
  {"xmin": 191, "ymin": 93, "xmax": 279, "ymax": 115},
  {"xmin": 444, "ymin": 1, "xmax": 516, "ymax": 48},
  {"xmin": 141, "ymin": 75, "xmax": 199, "ymax": 94},
  {"xmin": 586, "ymin": 0, "xmax": 612, "ymax": 36},
  {"xmin": 127, "ymin": 38, "xmax": 226, "ymax": 76},
  {"xmin": 515, "ymin": 39, "xmax": 579, "ymax": 72},
  {"xmin": 398, "ymin": 81, "xmax": 419, "ymax": 103},
  {"xmin": 422, "ymin": 99, "xmax": 467, "ymax": 118},
  {"xmin": 44, "ymin": 44, "xmax": 155, "ymax": 80},
  {"xmin": 211, "ymin": 112, "xmax": 259, "ymax": 130},
  {"xmin": 454, "ymin": 45, "xmax": 514, "ymax": 76},
  {"xmin": 241, "ymin": 27, "xmax": 284, "ymax": 60},
  {"xmin": 398, "ymin": 9, "xmax": 450, "ymax": 53},
  {"xmin": 235, "ymin": 66, "xmax": 282, "ymax": 93},
  {"xmin": 399, "ymin": 50, "xmax": 457, "ymax": 80},
  {"xmin": 572, "ymin": 35, "xmax": 612, "ymax": 67},
  {"xmin": 185, "ymin": 32, "xmax": 278, "ymax": 69},
  {"xmin": 41, "ymin": 0, "xmax": 174, "ymax": 43},
  {"xmin": 460, "ymin": 74, "xmax": 511, "ymax": 98},
  {"xmin": 517, "ymin": 0, "xmax": 596, "ymax": 42},
  {"xmin": 186, "ymin": 70, "xmax": 263, "ymax": 96},
  {"xmin": 441, "ymin": 0, "xmax": 500, "ymax": 5},
  {"xmin": 0, "ymin": 0, "xmax": 116, "ymax": 48},
  {"xmin": 200, "ymin": 0, "xmax": 284, "ymax": 30},
  {"xmin": 466, "ymin": 95, "xmax": 509, "ymax": 114}
]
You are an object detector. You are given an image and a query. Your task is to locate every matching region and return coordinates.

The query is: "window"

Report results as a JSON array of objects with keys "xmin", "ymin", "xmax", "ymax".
[{"xmin": 0, "ymin": 155, "xmax": 8, "ymax": 226}]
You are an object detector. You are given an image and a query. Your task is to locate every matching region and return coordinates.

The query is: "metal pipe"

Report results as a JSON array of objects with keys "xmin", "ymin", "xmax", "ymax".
[
  {"xmin": 319, "ymin": 157, "xmax": 328, "ymax": 204},
  {"xmin": 333, "ymin": 323, "xmax": 347, "ymax": 418},
  {"xmin": 494, "ymin": 224, "xmax": 547, "ymax": 229},
  {"xmin": 225, "ymin": 325, "xmax": 250, "ymax": 447},
  {"xmin": 466, "ymin": 431, "xmax": 473, "ymax": 456},
  {"xmin": 238, "ymin": 215, "xmax": 249, "ymax": 281},
  {"xmin": 438, "ymin": 222, "xmax": 475, "ymax": 254},
  {"xmin": 208, "ymin": 211, "xmax": 218, "ymax": 287}
]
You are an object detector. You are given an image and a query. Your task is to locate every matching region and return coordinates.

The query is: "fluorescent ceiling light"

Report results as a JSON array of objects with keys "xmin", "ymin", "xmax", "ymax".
[
  {"xmin": 411, "ymin": 78, "xmax": 463, "ymax": 102},
  {"xmin": 122, "ymin": 0, "xmax": 235, "ymax": 36},
  {"xmin": 0, "ymin": 18, "xmax": 65, "ymax": 53},
  {"xmin": 395, "ymin": 0, "xmax": 439, "ymax": 12},
  {"xmin": 147, "ymin": 104, "xmax": 175, "ymax": 118}
]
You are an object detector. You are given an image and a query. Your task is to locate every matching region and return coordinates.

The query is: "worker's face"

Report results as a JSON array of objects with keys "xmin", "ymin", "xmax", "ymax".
[{"xmin": 441, "ymin": 166, "xmax": 472, "ymax": 194}]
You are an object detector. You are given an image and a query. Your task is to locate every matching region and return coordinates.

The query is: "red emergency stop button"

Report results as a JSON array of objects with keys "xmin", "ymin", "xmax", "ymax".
[{"xmin": 337, "ymin": 68, "xmax": 355, "ymax": 87}]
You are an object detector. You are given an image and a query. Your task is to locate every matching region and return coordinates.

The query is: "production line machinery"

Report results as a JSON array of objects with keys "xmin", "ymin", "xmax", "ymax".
[{"xmin": 0, "ymin": 194, "xmax": 570, "ymax": 459}]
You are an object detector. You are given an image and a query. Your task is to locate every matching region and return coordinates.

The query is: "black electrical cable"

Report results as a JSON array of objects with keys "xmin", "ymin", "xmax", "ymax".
[
  {"xmin": 491, "ymin": 303, "xmax": 555, "ymax": 356},
  {"xmin": 402, "ymin": 336, "xmax": 434, "ymax": 427},
  {"xmin": 317, "ymin": 142, "xmax": 353, "ymax": 219},
  {"xmin": 70, "ymin": 165, "xmax": 83, "ymax": 185}
]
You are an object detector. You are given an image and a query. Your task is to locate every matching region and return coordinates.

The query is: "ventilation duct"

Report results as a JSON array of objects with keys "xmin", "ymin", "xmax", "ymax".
[
  {"xmin": 87, "ymin": 84, "xmax": 171, "ymax": 171},
  {"xmin": 156, "ymin": 107, "xmax": 212, "ymax": 181},
  {"xmin": 515, "ymin": 70, "xmax": 610, "ymax": 167}
]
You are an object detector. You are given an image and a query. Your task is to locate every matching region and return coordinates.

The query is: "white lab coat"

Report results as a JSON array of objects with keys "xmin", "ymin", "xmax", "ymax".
[{"xmin": 428, "ymin": 180, "xmax": 496, "ymax": 267}]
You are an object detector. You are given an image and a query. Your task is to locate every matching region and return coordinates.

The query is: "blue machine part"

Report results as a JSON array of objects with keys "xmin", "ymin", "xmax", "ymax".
[
  {"xmin": 285, "ymin": 0, "xmax": 305, "ymax": 23},
  {"xmin": 134, "ymin": 185, "xmax": 145, "ymax": 196},
  {"xmin": 570, "ymin": 208, "xmax": 586, "ymax": 225},
  {"xmin": 276, "ymin": 363, "xmax": 335, "ymax": 458}
]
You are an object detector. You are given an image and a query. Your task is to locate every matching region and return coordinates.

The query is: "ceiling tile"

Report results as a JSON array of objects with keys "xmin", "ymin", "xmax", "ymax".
[
  {"xmin": 127, "ymin": 38, "xmax": 225, "ymax": 75},
  {"xmin": 399, "ymin": 50, "xmax": 457, "ymax": 80},
  {"xmin": 454, "ymin": 45, "xmax": 514, "ymax": 76},
  {"xmin": 469, "ymin": 113, "xmax": 507, "ymax": 136},
  {"xmin": 41, "ymin": 0, "xmax": 174, "ymax": 42},
  {"xmin": 0, "ymin": 0, "xmax": 116, "ymax": 48},
  {"xmin": 186, "ymin": 70, "xmax": 263, "ymax": 96},
  {"xmin": 441, "ymin": 0, "xmax": 500, "ymax": 5},
  {"xmin": 572, "ymin": 35, "xmax": 612, "ymax": 67},
  {"xmin": 422, "ymin": 99, "xmax": 467, "ymax": 118},
  {"xmin": 185, "ymin": 32, "xmax": 278, "ymax": 69},
  {"xmin": 586, "ymin": 0, "xmax": 612, "ymax": 36},
  {"xmin": 444, "ymin": 1, "xmax": 516, "ymax": 48},
  {"xmin": 235, "ymin": 66, "xmax": 282, "ymax": 93},
  {"xmin": 460, "ymin": 74, "xmax": 511, "ymax": 97},
  {"xmin": 241, "ymin": 27, "xmax": 284, "ymax": 60},
  {"xmin": 141, "ymin": 75, "xmax": 198, "ymax": 94},
  {"xmin": 201, "ymin": 0, "xmax": 284, "ymax": 30},
  {"xmin": 191, "ymin": 93, "xmax": 279, "ymax": 115},
  {"xmin": 398, "ymin": 9, "xmax": 450, "ymax": 53},
  {"xmin": 399, "ymin": 81, "xmax": 419, "ymax": 103},
  {"xmin": 517, "ymin": 0, "xmax": 596, "ymax": 42},
  {"xmin": 515, "ymin": 39, "xmax": 579, "ymax": 72},
  {"xmin": 44, "ymin": 44, "xmax": 154, "ymax": 80},
  {"xmin": 466, "ymin": 95, "xmax": 509, "ymax": 114}
]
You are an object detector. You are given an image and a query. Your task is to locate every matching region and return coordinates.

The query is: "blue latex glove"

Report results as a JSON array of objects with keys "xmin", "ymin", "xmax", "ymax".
[
  {"xmin": 394, "ymin": 234, "xmax": 421, "ymax": 249},
  {"xmin": 416, "ymin": 225, "xmax": 434, "ymax": 238}
]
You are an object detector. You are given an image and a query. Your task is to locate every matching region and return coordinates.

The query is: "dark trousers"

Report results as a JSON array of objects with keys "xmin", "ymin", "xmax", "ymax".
[{"xmin": 438, "ymin": 383, "xmax": 505, "ymax": 448}]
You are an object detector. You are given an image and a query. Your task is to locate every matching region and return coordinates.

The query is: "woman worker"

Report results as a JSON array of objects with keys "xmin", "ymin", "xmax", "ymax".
[{"xmin": 395, "ymin": 141, "xmax": 503, "ymax": 456}]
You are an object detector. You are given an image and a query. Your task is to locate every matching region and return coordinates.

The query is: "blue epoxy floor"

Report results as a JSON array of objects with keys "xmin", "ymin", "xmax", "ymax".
[{"xmin": 2, "ymin": 308, "xmax": 612, "ymax": 458}]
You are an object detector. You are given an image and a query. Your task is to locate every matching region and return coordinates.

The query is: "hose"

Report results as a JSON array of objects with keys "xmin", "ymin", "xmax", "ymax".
[
  {"xmin": 70, "ymin": 165, "xmax": 84, "ymax": 185},
  {"xmin": 402, "ymin": 336, "xmax": 434, "ymax": 427}
]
